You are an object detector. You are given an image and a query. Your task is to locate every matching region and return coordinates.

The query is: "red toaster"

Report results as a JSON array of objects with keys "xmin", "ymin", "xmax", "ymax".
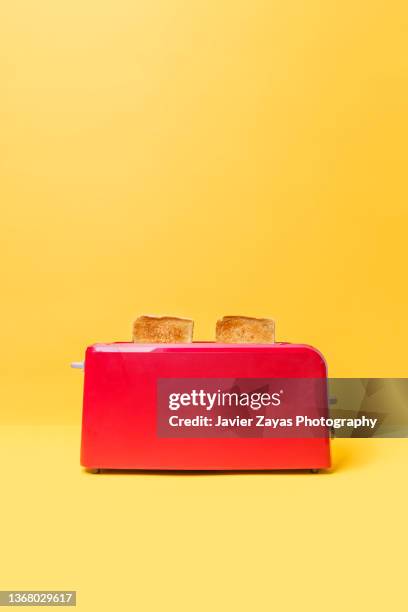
[{"xmin": 76, "ymin": 342, "xmax": 331, "ymax": 472}]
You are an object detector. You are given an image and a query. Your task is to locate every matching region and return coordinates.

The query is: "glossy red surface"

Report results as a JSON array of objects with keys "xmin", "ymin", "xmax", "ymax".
[{"xmin": 80, "ymin": 343, "xmax": 331, "ymax": 470}]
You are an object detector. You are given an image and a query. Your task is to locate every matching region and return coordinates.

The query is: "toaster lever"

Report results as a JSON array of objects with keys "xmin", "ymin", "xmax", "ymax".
[{"xmin": 71, "ymin": 361, "xmax": 84, "ymax": 369}]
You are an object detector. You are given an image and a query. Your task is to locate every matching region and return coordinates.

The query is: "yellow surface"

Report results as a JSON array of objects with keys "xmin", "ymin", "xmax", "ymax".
[
  {"xmin": 1, "ymin": 1, "xmax": 408, "ymax": 610},
  {"xmin": 1, "ymin": 428, "xmax": 407, "ymax": 610}
]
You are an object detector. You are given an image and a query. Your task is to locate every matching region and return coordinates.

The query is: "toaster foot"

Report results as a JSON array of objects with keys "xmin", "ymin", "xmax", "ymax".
[
  {"xmin": 87, "ymin": 468, "xmax": 100, "ymax": 474},
  {"xmin": 310, "ymin": 469, "xmax": 320, "ymax": 474}
]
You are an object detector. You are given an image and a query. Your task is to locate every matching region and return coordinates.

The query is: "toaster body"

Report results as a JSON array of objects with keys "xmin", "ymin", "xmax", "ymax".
[{"xmin": 80, "ymin": 342, "xmax": 330, "ymax": 471}]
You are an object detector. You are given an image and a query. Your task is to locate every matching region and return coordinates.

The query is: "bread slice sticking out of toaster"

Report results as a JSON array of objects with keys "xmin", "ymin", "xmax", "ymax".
[{"xmin": 77, "ymin": 315, "xmax": 330, "ymax": 472}]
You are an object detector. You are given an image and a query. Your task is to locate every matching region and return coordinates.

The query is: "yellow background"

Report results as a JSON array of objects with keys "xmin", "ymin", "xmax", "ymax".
[{"xmin": 1, "ymin": 1, "xmax": 407, "ymax": 610}]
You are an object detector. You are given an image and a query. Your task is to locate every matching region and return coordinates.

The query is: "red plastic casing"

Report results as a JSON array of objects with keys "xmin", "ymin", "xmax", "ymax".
[{"xmin": 80, "ymin": 342, "xmax": 331, "ymax": 470}]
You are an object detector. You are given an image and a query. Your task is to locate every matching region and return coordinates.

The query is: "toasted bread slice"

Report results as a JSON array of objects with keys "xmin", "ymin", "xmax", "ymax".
[
  {"xmin": 133, "ymin": 315, "xmax": 194, "ymax": 343},
  {"xmin": 216, "ymin": 316, "xmax": 275, "ymax": 344}
]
